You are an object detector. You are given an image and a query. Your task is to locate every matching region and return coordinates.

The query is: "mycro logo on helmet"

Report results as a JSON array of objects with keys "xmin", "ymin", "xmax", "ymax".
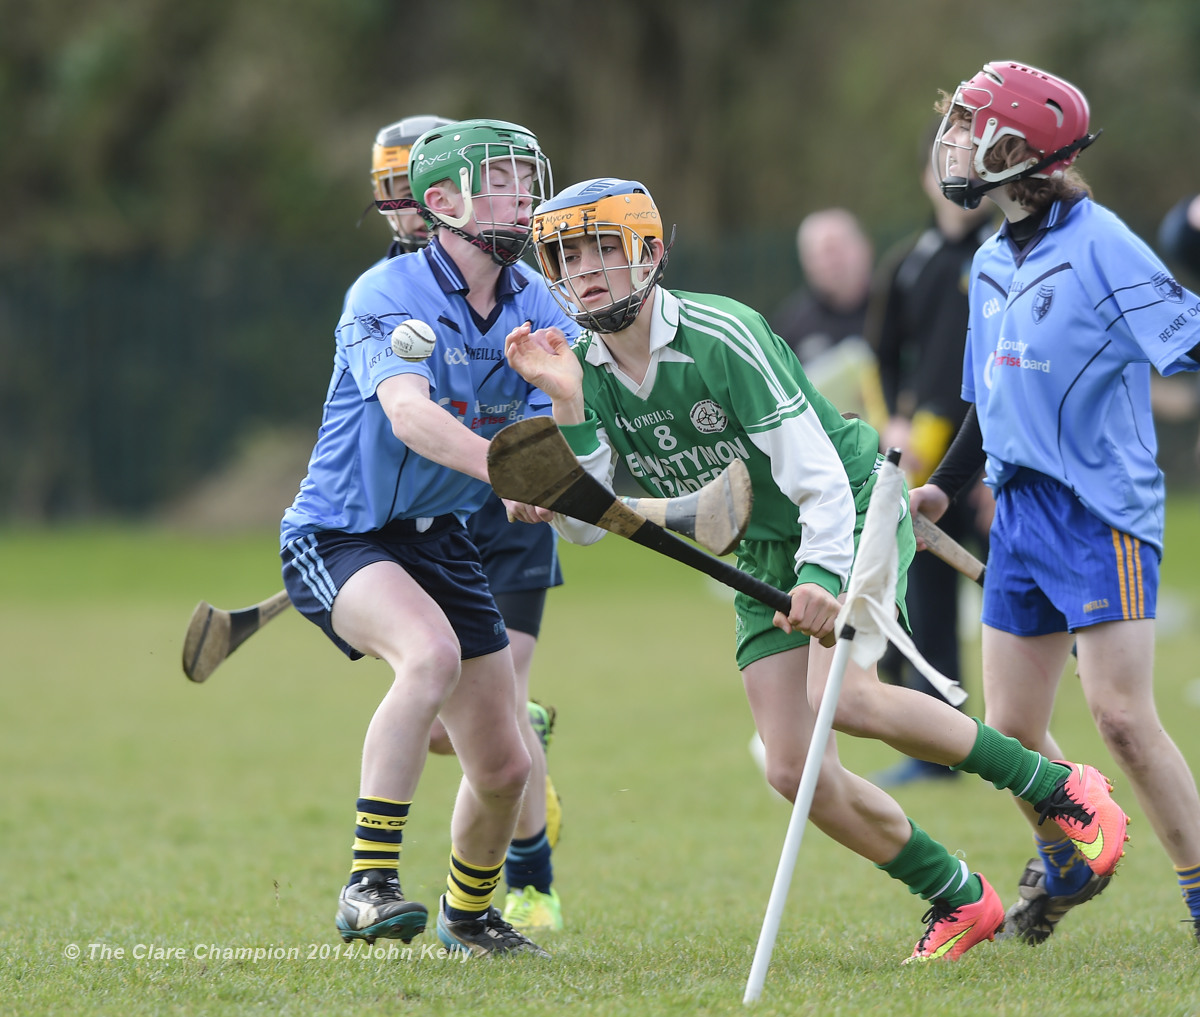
[
  {"xmin": 419, "ymin": 150, "xmax": 457, "ymax": 166},
  {"xmin": 624, "ymin": 210, "xmax": 658, "ymax": 221}
]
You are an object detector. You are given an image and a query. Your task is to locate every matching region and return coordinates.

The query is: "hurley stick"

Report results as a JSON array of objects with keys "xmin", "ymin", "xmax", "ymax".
[
  {"xmin": 487, "ymin": 417, "xmax": 830, "ymax": 642},
  {"xmin": 911, "ymin": 512, "xmax": 986, "ymax": 586},
  {"xmin": 182, "ymin": 430, "xmax": 756, "ymax": 683},
  {"xmin": 182, "ymin": 590, "xmax": 292, "ymax": 683},
  {"xmin": 622, "ymin": 457, "xmax": 751, "ymax": 557}
]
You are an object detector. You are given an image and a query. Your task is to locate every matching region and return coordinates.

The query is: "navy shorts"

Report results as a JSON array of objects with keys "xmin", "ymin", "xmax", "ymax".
[
  {"xmin": 983, "ymin": 470, "xmax": 1159, "ymax": 636},
  {"xmin": 281, "ymin": 515, "xmax": 509, "ymax": 662},
  {"xmin": 467, "ymin": 491, "xmax": 563, "ymax": 594},
  {"xmin": 468, "ymin": 491, "xmax": 561, "ymax": 637}
]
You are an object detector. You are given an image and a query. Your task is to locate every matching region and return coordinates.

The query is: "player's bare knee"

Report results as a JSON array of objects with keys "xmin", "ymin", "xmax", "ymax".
[
  {"xmin": 1094, "ymin": 706, "xmax": 1150, "ymax": 770},
  {"xmin": 393, "ymin": 636, "xmax": 462, "ymax": 704},
  {"xmin": 475, "ymin": 743, "xmax": 532, "ymax": 800},
  {"xmin": 764, "ymin": 757, "xmax": 803, "ymax": 802}
]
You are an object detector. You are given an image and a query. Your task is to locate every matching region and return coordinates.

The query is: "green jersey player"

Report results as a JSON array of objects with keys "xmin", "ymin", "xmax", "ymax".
[{"xmin": 505, "ymin": 177, "xmax": 1130, "ymax": 963}]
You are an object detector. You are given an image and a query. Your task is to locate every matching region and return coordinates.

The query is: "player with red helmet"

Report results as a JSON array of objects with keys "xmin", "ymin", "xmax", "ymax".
[{"xmin": 913, "ymin": 61, "xmax": 1200, "ymax": 945}]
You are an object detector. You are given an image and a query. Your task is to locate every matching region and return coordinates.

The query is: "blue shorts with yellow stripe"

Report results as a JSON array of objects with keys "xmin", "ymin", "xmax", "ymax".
[{"xmin": 983, "ymin": 469, "xmax": 1158, "ymax": 636}]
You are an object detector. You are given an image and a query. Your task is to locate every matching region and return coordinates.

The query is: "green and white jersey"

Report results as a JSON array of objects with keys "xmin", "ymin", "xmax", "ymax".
[{"xmin": 558, "ymin": 288, "xmax": 881, "ymax": 594}]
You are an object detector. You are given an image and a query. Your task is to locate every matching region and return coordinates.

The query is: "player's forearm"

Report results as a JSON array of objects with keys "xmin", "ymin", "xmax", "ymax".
[
  {"xmin": 752, "ymin": 414, "xmax": 855, "ymax": 590},
  {"xmin": 926, "ymin": 403, "xmax": 986, "ymax": 501},
  {"xmin": 549, "ymin": 390, "xmax": 587, "ymax": 426},
  {"xmin": 549, "ymin": 418, "xmax": 618, "ymax": 546},
  {"xmin": 389, "ymin": 398, "xmax": 491, "ymax": 483}
]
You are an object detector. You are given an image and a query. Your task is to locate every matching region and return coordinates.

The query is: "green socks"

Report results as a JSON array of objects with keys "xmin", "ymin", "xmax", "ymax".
[
  {"xmin": 952, "ymin": 718, "xmax": 1070, "ymax": 805},
  {"xmin": 879, "ymin": 820, "xmax": 981, "ymax": 909}
]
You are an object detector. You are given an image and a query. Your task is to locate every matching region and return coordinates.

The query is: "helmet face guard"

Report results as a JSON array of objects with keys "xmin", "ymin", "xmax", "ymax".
[
  {"xmin": 370, "ymin": 115, "xmax": 453, "ymax": 252},
  {"xmin": 532, "ymin": 178, "xmax": 670, "ymax": 333},
  {"xmin": 932, "ymin": 61, "xmax": 1097, "ymax": 209},
  {"xmin": 407, "ymin": 119, "xmax": 552, "ymax": 266}
]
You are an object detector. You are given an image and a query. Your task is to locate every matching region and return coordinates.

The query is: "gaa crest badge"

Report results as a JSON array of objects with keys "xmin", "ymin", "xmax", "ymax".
[
  {"xmin": 1032, "ymin": 285, "xmax": 1054, "ymax": 324},
  {"xmin": 1152, "ymin": 272, "xmax": 1184, "ymax": 303}
]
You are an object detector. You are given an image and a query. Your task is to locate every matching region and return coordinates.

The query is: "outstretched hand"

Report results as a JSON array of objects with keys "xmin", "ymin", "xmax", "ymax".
[{"xmin": 505, "ymin": 322, "xmax": 583, "ymax": 404}]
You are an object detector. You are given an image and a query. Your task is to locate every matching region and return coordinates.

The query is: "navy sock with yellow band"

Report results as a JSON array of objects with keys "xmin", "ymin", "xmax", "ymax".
[
  {"xmin": 444, "ymin": 848, "xmax": 505, "ymax": 922},
  {"xmin": 1177, "ymin": 862, "xmax": 1200, "ymax": 921},
  {"xmin": 349, "ymin": 796, "xmax": 409, "ymax": 882}
]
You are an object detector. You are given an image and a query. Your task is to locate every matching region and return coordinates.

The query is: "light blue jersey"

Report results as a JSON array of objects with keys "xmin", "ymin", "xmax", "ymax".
[
  {"xmin": 281, "ymin": 240, "xmax": 579, "ymax": 544},
  {"xmin": 963, "ymin": 197, "xmax": 1200, "ymax": 551}
]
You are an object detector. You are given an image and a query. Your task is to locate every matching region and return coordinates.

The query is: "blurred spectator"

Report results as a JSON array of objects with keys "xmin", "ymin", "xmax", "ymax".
[
  {"xmin": 865, "ymin": 144, "xmax": 999, "ymax": 787},
  {"xmin": 1159, "ymin": 194, "xmax": 1200, "ymax": 281},
  {"xmin": 773, "ymin": 208, "xmax": 887, "ymax": 430},
  {"xmin": 773, "ymin": 208, "xmax": 874, "ymax": 363}
]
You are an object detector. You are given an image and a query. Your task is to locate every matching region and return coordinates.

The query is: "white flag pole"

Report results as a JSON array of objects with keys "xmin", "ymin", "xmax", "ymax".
[
  {"xmin": 745, "ymin": 449, "xmax": 950, "ymax": 1003},
  {"xmin": 743, "ymin": 628, "xmax": 857, "ymax": 1004}
]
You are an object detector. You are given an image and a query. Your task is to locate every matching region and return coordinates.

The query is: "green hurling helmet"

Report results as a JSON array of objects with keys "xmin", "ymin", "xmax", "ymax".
[{"xmin": 407, "ymin": 119, "xmax": 552, "ymax": 265}]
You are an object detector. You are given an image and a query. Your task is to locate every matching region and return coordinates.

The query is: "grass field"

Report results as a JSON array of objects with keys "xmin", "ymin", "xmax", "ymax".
[{"xmin": 3, "ymin": 498, "xmax": 1200, "ymax": 1016}]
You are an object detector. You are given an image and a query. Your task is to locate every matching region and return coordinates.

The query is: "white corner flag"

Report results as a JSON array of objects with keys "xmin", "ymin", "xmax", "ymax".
[
  {"xmin": 834, "ymin": 457, "xmax": 967, "ymax": 707},
  {"xmin": 742, "ymin": 451, "xmax": 964, "ymax": 1005}
]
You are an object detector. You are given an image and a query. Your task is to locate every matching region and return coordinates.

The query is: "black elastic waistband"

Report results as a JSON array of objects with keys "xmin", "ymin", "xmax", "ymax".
[{"xmin": 376, "ymin": 514, "xmax": 460, "ymax": 538}]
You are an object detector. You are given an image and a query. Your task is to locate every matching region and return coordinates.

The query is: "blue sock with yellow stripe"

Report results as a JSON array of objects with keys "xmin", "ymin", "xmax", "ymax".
[
  {"xmin": 1177, "ymin": 862, "xmax": 1200, "ymax": 921},
  {"xmin": 1036, "ymin": 833, "xmax": 1091, "ymax": 896},
  {"xmin": 444, "ymin": 848, "xmax": 504, "ymax": 921},
  {"xmin": 348, "ymin": 796, "xmax": 409, "ymax": 883}
]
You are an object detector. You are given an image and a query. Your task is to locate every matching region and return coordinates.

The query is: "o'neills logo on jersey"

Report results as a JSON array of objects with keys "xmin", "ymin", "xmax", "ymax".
[
  {"xmin": 689, "ymin": 399, "xmax": 727, "ymax": 434},
  {"xmin": 1153, "ymin": 272, "xmax": 1184, "ymax": 303},
  {"xmin": 1032, "ymin": 285, "xmax": 1054, "ymax": 323}
]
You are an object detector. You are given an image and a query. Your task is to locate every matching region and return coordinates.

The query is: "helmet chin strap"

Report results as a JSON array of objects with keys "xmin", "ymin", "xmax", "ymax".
[
  {"xmin": 438, "ymin": 222, "xmax": 531, "ymax": 266},
  {"xmin": 374, "ymin": 181, "xmax": 530, "ymax": 266},
  {"xmin": 432, "ymin": 168, "xmax": 534, "ymax": 266},
  {"xmin": 435, "ymin": 168, "xmax": 474, "ymax": 230},
  {"xmin": 940, "ymin": 131, "xmax": 1101, "ymax": 210}
]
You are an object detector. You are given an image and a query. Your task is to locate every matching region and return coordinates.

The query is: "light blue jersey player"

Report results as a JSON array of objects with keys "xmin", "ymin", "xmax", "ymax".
[
  {"xmin": 358, "ymin": 116, "xmax": 569, "ymax": 932},
  {"xmin": 280, "ymin": 237, "xmax": 566, "ymax": 534},
  {"xmin": 963, "ymin": 198, "xmax": 1200, "ymax": 553},
  {"xmin": 912, "ymin": 61, "xmax": 1200, "ymax": 946},
  {"xmin": 280, "ymin": 119, "xmax": 575, "ymax": 957}
]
